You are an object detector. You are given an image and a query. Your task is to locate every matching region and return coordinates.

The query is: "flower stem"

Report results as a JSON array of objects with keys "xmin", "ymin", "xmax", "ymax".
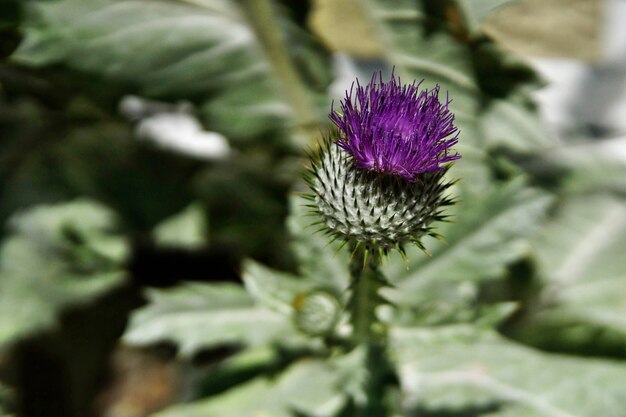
[
  {"xmin": 349, "ymin": 245, "xmax": 386, "ymax": 344},
  {"xmin": 349, "ymin": 244, "xmax": 390, "ymax": 416}
]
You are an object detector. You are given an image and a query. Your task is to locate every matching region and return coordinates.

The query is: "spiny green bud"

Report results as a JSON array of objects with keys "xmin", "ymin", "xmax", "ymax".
[{"xmin": 308, "ymin": 143, "xmax": 453, "ymax": 250}]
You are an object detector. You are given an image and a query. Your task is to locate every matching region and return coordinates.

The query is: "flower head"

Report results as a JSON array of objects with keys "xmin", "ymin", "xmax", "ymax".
[
  {"xmin": 306, "ymin": 71, "xmax": 460, "ymax": 252},
  {"xmin": 330, "ymin": 72, "xmax": 460, "ymax": 182}
]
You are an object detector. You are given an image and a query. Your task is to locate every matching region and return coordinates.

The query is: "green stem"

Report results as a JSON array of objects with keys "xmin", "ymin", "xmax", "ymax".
[
  {"xmin": 348, "ymin": 244, "xmax": 390, "ymax": 416},
  {"xmin": 242, "ymin": 0, "xmax": 319, "ymax": 143},
  {"xmin": 349, "ymin": 245, "xmax": 385, "ymax": 344}
]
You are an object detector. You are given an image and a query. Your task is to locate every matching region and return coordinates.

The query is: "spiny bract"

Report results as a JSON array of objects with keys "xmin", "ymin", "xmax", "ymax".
[{"xmin": 305, "ymin": 72, "xmax": 460, "ymax": 252}]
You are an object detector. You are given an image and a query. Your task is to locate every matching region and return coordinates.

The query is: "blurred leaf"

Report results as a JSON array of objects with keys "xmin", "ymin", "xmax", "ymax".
[
  {"xmin": 515, "ymin": 194, "xmax": 626, "ymax": 351},
  {"xmin": 0, "ymin": 91, "xmax": 198, "ymax": 230},
  {"xmin": 0, "ymin": 382, "xmax": 14, "ymax": 417},
  {"xmin": 390, "ymin": 326, "xmax": 626, "ymax": 416},
  {"xmin": 476, "ymin": 301, "xmax": 518, "ymax": 326},
  {"xmin": 383, "ymin": 179, "xmax": 553, "ymax": 310},
  {"xmin": 516, "ymin": 137, "xmax": 626, "ymax": 196},
  {"xmin": 155, "ymin": 351, "xmax": 365, "ymax": 417},
  {"xmin": 309, "ymin": 0, "xmax": 384, "ymax": 57},
  {"xmin": 152, "ymin": 203, "xmax": 208, "ymax": 250},
  {"xmin": 123, "ymin": 282, "xmax": 305, "ymax": 358},
  {"xmin": 483, "ymin": 0, "xmax": 601, "ymax": 61},
  {"xmin": 456, "ymin": 0, "xmax": 517, "ymax": 33},
  {"xmin": 13, "ymin": 0, "xmax": 330, "ymax": 141},
  {"xmin": 480, "ymin": 89, "xmax": 549, "ymax": 152},
  {"xmin": 242, "ymin": 260, "xmax": 309, "ymax": 315},
  {"xmin": 450, "ymin": 144, "xmax": 494, "ymax": 197},
  {"xmin": 534, "ymin": 197, "xmax": 626, "ymax": 291},
  {"xmin": 0, "ymin": 200, "xmax": 128, "ymax": 349}
]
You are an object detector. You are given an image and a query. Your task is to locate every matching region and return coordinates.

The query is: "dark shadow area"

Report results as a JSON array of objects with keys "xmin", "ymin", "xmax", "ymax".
[
  {"xmin": 407, "ymin": 403, "xmax": 502, "ymax": 417},
  {"xmin": 3, "ymin": 284, "xmax": 143, "ymax": 417}
]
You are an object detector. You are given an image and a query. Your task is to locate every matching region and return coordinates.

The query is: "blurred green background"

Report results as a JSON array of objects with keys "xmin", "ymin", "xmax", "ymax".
[{"xmin": 1, "ymin": 0, "xmax": 626, "ymax": 416}]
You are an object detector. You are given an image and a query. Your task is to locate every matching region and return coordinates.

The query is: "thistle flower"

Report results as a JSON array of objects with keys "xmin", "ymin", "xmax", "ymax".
[
  {"xmin": 306, "ymin": 72, "xmax": 460, "ymax": 252},
  {"xmin": 332, "ymin": 72, "xmax": 460, "ymax": 181}
]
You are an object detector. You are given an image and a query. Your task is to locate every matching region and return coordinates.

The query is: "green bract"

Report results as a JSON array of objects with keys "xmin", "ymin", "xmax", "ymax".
[{"xmin": 306, "ymin": 139, "xmax": 455, "ymax": 252}]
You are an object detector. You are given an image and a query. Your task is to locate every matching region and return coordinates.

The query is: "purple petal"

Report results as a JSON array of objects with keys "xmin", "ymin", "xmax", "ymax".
[{"xmin": 330, "ymin": 71, "xmax": 461, "ymax": 182}]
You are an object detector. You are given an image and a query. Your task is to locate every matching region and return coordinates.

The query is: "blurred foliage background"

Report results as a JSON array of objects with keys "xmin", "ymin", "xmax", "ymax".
[{"xmin": 1, "ymin": 0, "xmax": 626, "ymax": 416}]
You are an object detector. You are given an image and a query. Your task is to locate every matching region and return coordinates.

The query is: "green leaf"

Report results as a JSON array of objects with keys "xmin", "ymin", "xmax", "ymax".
[
  {"xmin": 242, "ymin": 260, "xmax": 310, "ymax": 315},
  {"xmin": 456, "ymin": 0, "xmax": 517, "ymax": 32},
  {"xmin": 152, "ymin": 203, "xmax": 208, "ymax": 250},
  {"xmin": 475, "ymin": 302, "xmax": 519, "ymax": 328},
  {"xmin": 481, "ymin": 91, "xmax": 551, "ymax": 152},
  {"xmin": 154, "ymin": 351, "xmax": 365, "ymax": 417},
  {"xmin": 518, "ymin": 137, "xmax": 626, "ymax": 196},
  {"xmin": 0, "ymin": 200, "xmax": 128, "ymax": 349},
  {"xmin": 519, "ymin": 195, "xmax": 626, "ymax": 347},
  {"xmin": 13, "ymin": 0, "xmax": 330, "ymax": 141},
  {"xmin": 123, "ymin": 282, "xmax": 305, "ymax": 357},
  {"xmin": 383, "ymin": 179, "xmax": 553, "ymax": 309},
  {"xmin": 390, "ymin": 326, "xmax": 626, "ymax": 416}
]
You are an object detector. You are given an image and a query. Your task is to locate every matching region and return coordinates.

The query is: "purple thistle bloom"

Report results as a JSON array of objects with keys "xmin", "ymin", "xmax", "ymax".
[{"xmin": 330, "ymin": 72, "xmax": 461, "ymax": 182}]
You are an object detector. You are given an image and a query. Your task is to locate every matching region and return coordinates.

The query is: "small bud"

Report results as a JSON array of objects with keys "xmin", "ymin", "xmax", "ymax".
[{"xmin": 293, "ymin": 290, "xmax": 341, "ymax": 337}]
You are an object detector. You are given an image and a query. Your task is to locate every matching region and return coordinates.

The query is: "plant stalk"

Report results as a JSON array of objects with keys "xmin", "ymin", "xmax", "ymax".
[
  {"xmin": 349, "ymin": 245, "xmax": 386, "ymax": 344},
  {"xmin": 349, "ymin": 244, "xmax": 390, "ymax": 417}
]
